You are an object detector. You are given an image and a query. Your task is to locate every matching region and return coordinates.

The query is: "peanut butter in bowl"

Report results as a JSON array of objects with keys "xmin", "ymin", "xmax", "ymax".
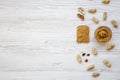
[{"xmin": 94, "ymin": 26, "xmax": 112, "ymax": 42}]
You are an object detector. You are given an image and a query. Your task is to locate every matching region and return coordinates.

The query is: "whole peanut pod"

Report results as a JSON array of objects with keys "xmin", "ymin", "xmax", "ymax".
[
  {"xmin": 76, "ymin": 54, "xmax": 82, "ymax": 63},
  {"xmin": 103, "ymin": 59, "xmax": 111, "ymax": 68},
  {"xmin": 103, "ymin": 12, "xmax": 107, "ymax": 21},
  {"xmin": 92, "ymin": 17, "xmax": 99, "ymax": 24},
  {"xmin": 88, "ymin": 8, "xmax": 97, "ymax": 14},
  {"xmin": 111, "ymin": 19, "xmax": 118, "ymax": 28},
  {"xmin": 102, "ymin": 0, "xmax": 110, "ymax": 4}
]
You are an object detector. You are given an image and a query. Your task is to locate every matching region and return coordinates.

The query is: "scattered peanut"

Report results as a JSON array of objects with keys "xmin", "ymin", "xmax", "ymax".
[
  {"xmin": 87, "ymin": 64, "xmax": 95, "ymax": 71},
  {"xmin": 106, "ymin": 43, "xmax": 115, "ymax": 50},
  {"xmin": 88, "ymin": 8, "xmax": 97, "ymax": 14},
  {"xmin": 92, "ymin": 48, "xmax": 97, "ymax": 55},
  {"xmin": 103, "ymin": 12, "xmax": 107, "ymax": 21},
  {"xmin": 111, "ymin": 19, "xmax": 118, "ymax": 28},
  {"xmin": 92, "ymin": 17, "xmax": 99, "ymax": 24},
  {"xmin": 102, "ymin": 0, "xmax": 110, "ymax": 4},
  {"xmin": 92, "ymin": 72, "xmax": 100, "ymax": 77},
  {"xmin": 75, "ymin": 1, "xmax": 114, "ymax": 78},
  {"xmin": 76, "ymin": 54, "xmax": 82, "ymax": 63},
  {"xmin": 78, "ymin": 7, "xmax": 85, "ymax": 15},
  {"xmin": 103, "ymin": 59, "xmax": 111, "ymax": 68},
  {"xmin": 77, "ymin": 13, "xmax": 84, "ymax": 21}
]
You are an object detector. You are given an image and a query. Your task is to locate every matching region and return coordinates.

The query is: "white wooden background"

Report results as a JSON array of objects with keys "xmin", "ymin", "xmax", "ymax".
[{"xmin": 0, "ymin": 0, "xmax": 120, "ymax": 80}]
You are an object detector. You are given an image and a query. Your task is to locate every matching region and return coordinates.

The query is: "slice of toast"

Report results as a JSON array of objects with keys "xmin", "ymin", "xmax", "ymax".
[{"xmin": 76, "ymin": 25, "xmax": 89, "ymax": 43}]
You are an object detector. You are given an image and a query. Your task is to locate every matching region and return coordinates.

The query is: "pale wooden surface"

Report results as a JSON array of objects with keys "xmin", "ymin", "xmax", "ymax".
[{"xmin": 0, "ymin": 0, "xmax": 120, "ymax": 80}]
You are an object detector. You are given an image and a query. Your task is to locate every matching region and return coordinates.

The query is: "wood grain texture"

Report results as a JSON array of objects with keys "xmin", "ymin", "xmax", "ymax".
[{"xmin": 0, "ymin": 0, "xmax": 120, "ymax": 80}]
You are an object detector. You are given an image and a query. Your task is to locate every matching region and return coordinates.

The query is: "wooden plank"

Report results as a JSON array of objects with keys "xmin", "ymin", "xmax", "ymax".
[{"xmin": 0, "ymin": 0, "xmax": 120, "ymax": 80}]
